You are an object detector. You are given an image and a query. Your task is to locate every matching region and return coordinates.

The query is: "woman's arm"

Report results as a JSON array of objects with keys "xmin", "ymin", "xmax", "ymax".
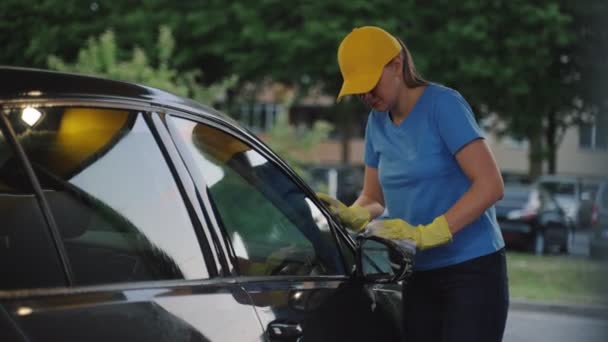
[
  {"xmin": 354, "ymin": 166, "xmax": 386, "ymax": 220},
  {"xmin": 444, "ymin": 139, "xmax": 504, "ymax": 234}
]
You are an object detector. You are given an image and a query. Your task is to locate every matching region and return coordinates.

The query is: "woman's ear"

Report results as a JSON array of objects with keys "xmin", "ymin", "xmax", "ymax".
[{"xmin": 391, "ymin": 55, "xmax": 403, "ymax": 77}]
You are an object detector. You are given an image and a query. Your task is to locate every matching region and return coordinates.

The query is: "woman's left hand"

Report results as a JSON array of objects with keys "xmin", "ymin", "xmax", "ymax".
[
  {"xmin": 367, "ymin": 215, "xmax": 453, "ymax": 250},
  {"xmin": 316, "ymin": 192, "xmax": 371, "ymax": 232}
]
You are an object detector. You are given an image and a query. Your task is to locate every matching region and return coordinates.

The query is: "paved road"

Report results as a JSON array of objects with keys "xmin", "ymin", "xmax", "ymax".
[
  {"xmin": 503, "ymin": 230, "xmax": 608, "ymax": 341},
  {"xmin": 571, "ymin": 230, "xmax": 591, "ymax": 256},
  {"xmin": 504, "ymin": 309, "xmax": 608, "ymax": 342}
]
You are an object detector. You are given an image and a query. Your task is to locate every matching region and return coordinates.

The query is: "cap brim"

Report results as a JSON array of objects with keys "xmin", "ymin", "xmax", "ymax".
[{"xmin": 336, "ymin": 70, "xmax": 383, "ymax": 103}]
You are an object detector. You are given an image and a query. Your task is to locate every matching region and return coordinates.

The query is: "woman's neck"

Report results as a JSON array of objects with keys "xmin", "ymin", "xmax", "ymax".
[{"xmin": 391, "ymin": 85, "xmax": 426, "ymax": 125}]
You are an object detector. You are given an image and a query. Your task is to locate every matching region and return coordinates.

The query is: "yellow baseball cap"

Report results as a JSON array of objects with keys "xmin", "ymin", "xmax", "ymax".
[{"xmin": 337, "ymin": 26, "xmax": 402, "ymax": 102}]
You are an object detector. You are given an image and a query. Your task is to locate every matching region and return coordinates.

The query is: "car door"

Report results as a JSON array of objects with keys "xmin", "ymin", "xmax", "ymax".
[
  {"xmin": 0, "ymin": 104, "xmax": 263, "ymax": 341},
  {"xmin": 595, "ymin": 182, "xmax": 608, "ymax": 229},
  {"xmin": 165, "ymin": 113, "xmax": 405, "ymax": 342}
]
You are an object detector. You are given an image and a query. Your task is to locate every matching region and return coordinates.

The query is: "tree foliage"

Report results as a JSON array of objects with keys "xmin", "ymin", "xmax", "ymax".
[
  {"xmin": 2, "ymin": 0, "xmax": 606, "ymax": 176},
  {"xmin": 47, "ymin": 26, "xmax": 236, "ymax": 105},
  {"xmin": 44, "ymin": 23, "xmax": 330, "ymax": 170}
]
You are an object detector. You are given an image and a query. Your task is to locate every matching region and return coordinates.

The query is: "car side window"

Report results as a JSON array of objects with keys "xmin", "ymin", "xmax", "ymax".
[
  {"xmin": 539, "ymin": 189, "xmax": 558, "ymax": 211},
  {"xmin": 167, "ymin": 116, "xmax": 344, "ymax": 276},
  {"xmin": 0, "ymin": 123, "xmax": 66, "ymax": 290},
  {"xmin": 4, "ymin": 106, "xmax": 208, "ymax": 286}
]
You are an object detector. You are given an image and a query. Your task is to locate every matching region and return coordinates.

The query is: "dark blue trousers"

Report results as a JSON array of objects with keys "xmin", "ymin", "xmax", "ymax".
[{"xmin": 402, "ymin": 249, "xmax": 509, "ymax": 342}]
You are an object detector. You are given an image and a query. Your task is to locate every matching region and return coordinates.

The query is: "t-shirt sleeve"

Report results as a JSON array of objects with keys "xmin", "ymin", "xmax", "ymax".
[
  {"xmin": 363, "ymin": 113, "xmax": 379, "ymax": 168},
  {"xmin": 434, "ymin": 90, "xmax": 484, "ymax": 155}
]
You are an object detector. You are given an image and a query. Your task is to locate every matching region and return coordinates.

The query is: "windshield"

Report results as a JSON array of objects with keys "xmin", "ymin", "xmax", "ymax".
[{"xmin": 539, "ymin": 181, "xmax": 576, "ymax": 196}]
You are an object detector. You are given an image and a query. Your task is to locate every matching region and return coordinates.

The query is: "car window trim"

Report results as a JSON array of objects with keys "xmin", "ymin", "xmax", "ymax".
[
  {"xmin": 166, "ymin": 112, "xmax": 351, "ymax": 277},
  {"xmin": 164, "ymin": 113, "xmax": 233, "ymax": 276},
  {"xmin": 233, "ymin": 275, "xmax": 349, "ymax": 286},
  {"xmin": 147, "ymin": 112, "xmax": 219, "ymax": 277},
  {"xmin": 0, "ymin": 105, "xmax": 74, "ymax": 286},
  {"xmin": 0, "ymin": 277, "xmax": 241, "ymax": 300},
  {"xmin": 0, "ymin": 98, "xmax": 156, "ymax": 112}
]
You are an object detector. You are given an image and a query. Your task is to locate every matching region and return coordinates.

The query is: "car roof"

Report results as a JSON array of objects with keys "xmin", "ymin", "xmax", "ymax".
[
  {"xmin": 502, "ymin": 184, "xmax": 533, "ymax": 197},
  {"xmin": 504, "ymin": 184, "xmax": 532, "ymax": 192},
  {"xmin": 0, "ymin": 66, "xmax": 231, "ymax": 121},
  {"xmin": 536, "ymin": 174, "xmax": 580, "ymax": 183}
]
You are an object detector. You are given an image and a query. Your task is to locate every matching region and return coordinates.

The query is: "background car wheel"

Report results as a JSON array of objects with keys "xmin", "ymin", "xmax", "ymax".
[
  {"xmin": 533, "ymin": 231, "xmax": 545, "ymax": 256},
  {"xmin": 590, "ymin": 245, "xmax": 597, "ymax": 259}
]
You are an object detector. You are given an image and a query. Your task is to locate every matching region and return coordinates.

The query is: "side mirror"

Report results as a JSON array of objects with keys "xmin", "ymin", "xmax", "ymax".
[{"xmin": 355, "ymin": 235, "xmax": 415, "ymax": 283}]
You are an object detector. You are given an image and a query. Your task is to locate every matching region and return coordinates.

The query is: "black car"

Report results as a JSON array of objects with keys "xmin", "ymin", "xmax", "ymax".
[
  {"xmin": 590, "ymin": 181, "xmax": 608, "ymax": 258},
  {"xmin": 0, "ymin": 67, "xmax": 412, "ymax": 342},
  {"xmin": 495, "ymin": 184, "xmax": 573, "ymax": 255}
]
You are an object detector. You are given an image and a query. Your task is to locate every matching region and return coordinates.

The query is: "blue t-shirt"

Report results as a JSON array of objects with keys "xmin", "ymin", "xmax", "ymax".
[{"xmin": 364, "ymin": 83, "xmax": 504, "ymax": 270}]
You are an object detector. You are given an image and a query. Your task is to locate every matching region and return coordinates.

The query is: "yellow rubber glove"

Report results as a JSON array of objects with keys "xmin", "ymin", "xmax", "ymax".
[
  {"xmin": 316, "ymin": 193, "xmax": 370, "ymax": 232},
  {"xmin": 367, "ymin": 215, "xmax": 453, "ymax": 250}
]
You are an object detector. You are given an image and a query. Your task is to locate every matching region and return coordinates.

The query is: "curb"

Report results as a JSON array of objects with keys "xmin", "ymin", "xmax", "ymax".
[{"xmin": 510, "ymin": 298, "xmax": 608, "ymax": 319}]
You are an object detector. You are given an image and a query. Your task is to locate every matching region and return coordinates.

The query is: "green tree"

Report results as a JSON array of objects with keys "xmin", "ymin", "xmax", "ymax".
[
  {"xmin": 555, "ymin": 0, "xmax": 608, "ymax": 172},
  {"xmin": 170, "ymin": 0, "xmax": 418, "ymax": 162},
  {"xmin": 169, "ymin": 0, "xmax": 605, "ymax": 176},
  {"xmin": 47, "ymin": 26, "xmax": 236, "ymax": 104},
  {"xmin": 0, "ymin": 1, "xmax": 189, "ymax": 71},
  {"xmin": 5, "ymin": 1, "xmax": 607, "ymax": 176},
  {"xmin": 425, "ymin": 1, "xmax": 575, "ymax": 178},
  {"xmin": 46, "ymin": 24, "xmax": 331, "ymax": 172}
]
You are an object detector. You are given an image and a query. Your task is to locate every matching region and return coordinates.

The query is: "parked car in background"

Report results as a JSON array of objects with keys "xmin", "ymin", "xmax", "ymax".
[
  {"xmin": 495, "ymin": 184, "xmax": 573, "ymax": 255},
  {"xmin": 0, "ymin": 67, "xmax": 412, "ymax": 342},
  {"xmin": 536, "ymin": 175, "xmax": 584, "ymax": 230},
  {"xmin": 501, "ymin": 171, "xmax": 531, "ymax": 186},
  {"xmin": 578, "ymin": 179, "xmax": 605, "ymax": 228},
  {"xmin": 590, "ymin": 181, "xmax": 608, "ymax": 259}
]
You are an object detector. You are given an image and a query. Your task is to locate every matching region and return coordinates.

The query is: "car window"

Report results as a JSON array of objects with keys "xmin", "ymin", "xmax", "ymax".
[
  {"xmin": 0, "ymin": 123, "xmax": 66, "ymax": 290},
  {"xmin": 167, "ymin": 116, "xmax": 344, "ymax": 277},
  {"xmin": 498, "ymin": 186, "xmax": 531, "ymax": 209},
  {"xmin": 534, "ymin": 189, "xmax": 555, "ymax": 211},
  {"xmin": 539, "ymin": 181, "xmax": 576, "ymax": 196},
  {"xmin": 4, "ymin": 106, "xmax": 208, "ymax": 286}
]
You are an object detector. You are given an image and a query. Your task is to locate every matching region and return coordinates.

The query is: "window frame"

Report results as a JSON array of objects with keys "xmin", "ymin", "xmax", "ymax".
[
  {"xmin": 579, "ymin": 118, "xmax": 608, "ymax": 151},
  {"xmin": 0, "ymin": 99, "xmax": 217, "ymax": 292},
  {"xmin": 0, "ymin": 103, "xmax": 73, "ymax": 287},
  {"xmin": 165, "ymin": 111, "xmax": 354, "ymax": 278}
]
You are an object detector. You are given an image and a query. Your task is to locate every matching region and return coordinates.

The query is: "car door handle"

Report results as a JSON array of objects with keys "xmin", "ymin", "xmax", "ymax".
[{"xmin": 267, "ymin": 320, "xmax": 303, "ymax": 339}]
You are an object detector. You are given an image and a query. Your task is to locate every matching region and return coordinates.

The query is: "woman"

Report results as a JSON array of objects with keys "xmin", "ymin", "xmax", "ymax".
[{"xmin": 318, "ymin": 26, "xmax": 508, "ymax": 342}]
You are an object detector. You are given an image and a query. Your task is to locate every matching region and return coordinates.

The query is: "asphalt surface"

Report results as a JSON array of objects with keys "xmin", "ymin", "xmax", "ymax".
[
  {"xmin": 570, "ymin": 230, "xmax": 592, "ymax": 257},
  {"xmin": 503, "ymin": 230, "xmax": 608, "ymax": 341},
  {"xmin": 504, "ymin": 309, "xmax": 608, "ymax": 342}
]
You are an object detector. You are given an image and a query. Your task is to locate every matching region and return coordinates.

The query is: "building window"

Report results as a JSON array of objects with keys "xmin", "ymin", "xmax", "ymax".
[
  {"xmin": 236, "ymin": 103, "xmax": 281, "ymax": 133},
  {"xmin": 579, "ymin": 113, "xmax": 607, "ymax": 150}
]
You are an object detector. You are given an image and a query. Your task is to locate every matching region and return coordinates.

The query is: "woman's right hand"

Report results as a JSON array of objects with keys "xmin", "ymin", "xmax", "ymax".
[{"xmin": 316, "ymin": 193, "xmax": 370, "ymax": 232}]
